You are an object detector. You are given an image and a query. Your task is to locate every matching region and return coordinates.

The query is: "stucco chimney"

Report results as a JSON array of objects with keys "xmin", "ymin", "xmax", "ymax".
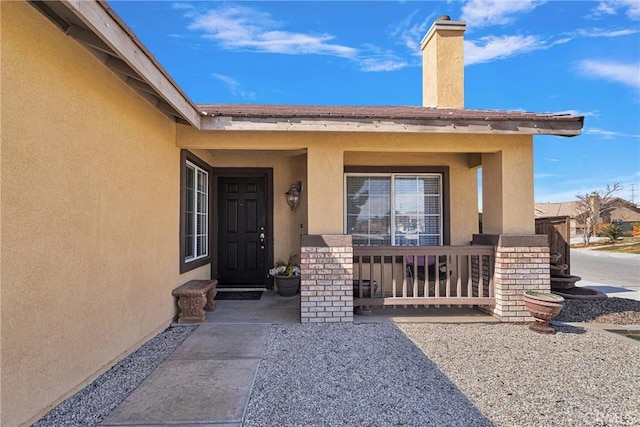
[{"xmin": 421, "ymin": 16, "xmax": 466, "ymax": 108}]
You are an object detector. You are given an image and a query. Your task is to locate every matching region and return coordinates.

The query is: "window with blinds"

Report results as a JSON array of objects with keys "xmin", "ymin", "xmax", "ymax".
[
  {"xmin": 345, "ymin": 174, "xmax": 442, "ymax": 246},
  {"xmin": 185, "ymin": 161, "xmax": 209, "ymax": 261}
]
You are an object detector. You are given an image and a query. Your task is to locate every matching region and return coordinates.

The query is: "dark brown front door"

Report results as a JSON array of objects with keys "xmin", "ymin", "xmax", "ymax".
[{"xmin": 217, "ymin": 176, "xmax": 268, "ymax": 287}]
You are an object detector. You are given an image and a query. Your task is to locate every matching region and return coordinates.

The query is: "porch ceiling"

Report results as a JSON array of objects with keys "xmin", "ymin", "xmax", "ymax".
[{"xmin": 198, "ymin": 104, "xmax": 584, "ymax": 137}]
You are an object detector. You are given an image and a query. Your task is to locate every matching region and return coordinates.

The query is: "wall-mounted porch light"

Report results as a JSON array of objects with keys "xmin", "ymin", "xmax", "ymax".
[{"xmin": 285, "ymin": 181, "xmax": 303, "ymax": 211}]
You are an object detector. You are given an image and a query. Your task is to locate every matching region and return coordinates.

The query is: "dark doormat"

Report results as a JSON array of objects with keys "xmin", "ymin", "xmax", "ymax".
[{"xmin": 214, "ymin": 291, "xmax": 263, "ymax": 300}]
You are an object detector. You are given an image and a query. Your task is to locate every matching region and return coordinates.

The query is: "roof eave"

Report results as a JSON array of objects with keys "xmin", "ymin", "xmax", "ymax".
[
  {"xmin": 29, "ymin": 0, "xmax": 201, "ymax": 128},
  {"xmin": 200, "ymin": 116, "xmax": 583, "ymax": 136}
]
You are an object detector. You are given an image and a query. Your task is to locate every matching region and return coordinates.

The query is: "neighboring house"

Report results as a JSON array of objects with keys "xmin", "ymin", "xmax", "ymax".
[
  {"xmin": 1, "ymin": 1, "xmax": 583, "ymax": 425},
  {"xmin": 535, "ymin": 198, "xmax": 640, "ymax": 237},
  {"xmin": 535, "ymin": 202, "xmax": 583, "ymax": 236}
]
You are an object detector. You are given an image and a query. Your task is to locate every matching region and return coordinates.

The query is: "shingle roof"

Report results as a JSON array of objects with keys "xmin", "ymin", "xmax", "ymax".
[
  {"xmin": 535, "ymin": 202, "xmax": 581, "ymax": 218},
  {"xmin": 198, "ymin": 104, "xmax": 584, "ymax": 136},
  {"xmin": 198, "ymin": 104, "xmax": 582, "ymax": 123}
]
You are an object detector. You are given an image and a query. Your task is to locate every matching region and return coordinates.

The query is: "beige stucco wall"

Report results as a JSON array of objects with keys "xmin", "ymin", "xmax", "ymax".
[
  {"xmin": 1, "ymin": 3, "xmax": 209, "ymax": 425},
  {"xmin": 178, "ymin": 129, "xmax": 534, "ymax": 242},
  {"xmin": 482, "ymin": 141, "xmax": 535, "ymax": 234}
]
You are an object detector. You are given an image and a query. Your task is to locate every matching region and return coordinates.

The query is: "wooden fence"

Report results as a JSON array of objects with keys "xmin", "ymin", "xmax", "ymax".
[{"xmin": 535, "ymin": 216, "xmax": 571, "ymax": 274}]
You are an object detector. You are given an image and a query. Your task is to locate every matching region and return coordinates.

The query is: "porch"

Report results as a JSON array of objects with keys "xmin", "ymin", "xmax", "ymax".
[{"xmin": 301, "ymin": 234, "xmax": 551, "ymax": 323}]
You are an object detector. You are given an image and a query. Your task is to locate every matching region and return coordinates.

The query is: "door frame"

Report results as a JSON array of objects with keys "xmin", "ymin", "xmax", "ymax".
[{"xmin": 212, "ymin": 168, "xmax": 274, "ymax": 289}]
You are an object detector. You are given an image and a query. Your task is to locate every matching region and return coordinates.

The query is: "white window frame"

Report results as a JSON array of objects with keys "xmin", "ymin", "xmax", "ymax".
[
  {"xmin": 185, "ymin": 160, "xmax": 209, "ymax": 262},
  {"xmin": 344, "ymin": 173, "xmax": 443, "ymax": 246}
]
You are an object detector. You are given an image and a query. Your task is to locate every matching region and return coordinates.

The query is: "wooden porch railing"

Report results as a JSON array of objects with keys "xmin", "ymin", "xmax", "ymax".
[{"xmin": 353, "ymin": 246, "xmax": 495, "ymax": 307}]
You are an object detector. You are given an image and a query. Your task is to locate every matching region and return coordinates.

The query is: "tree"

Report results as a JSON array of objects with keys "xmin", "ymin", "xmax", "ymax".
[
  {"xmin": 575, "ymin": 183, "xmax": 622, "ymax": 246},
  {"xmin": 600, "ymin": 223, "xmax": 624, "ymax": 243}
]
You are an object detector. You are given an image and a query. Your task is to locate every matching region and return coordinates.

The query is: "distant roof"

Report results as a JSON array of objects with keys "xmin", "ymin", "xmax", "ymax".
[
  {"xmin": 535, "ymin": 198, "xmax": 640, "ymax": 219},
  {"xmin": 198, "ymin": 104, "xmax": 584, "ymax": 135},
  {"xmin": 535, "ymin": 202, "xmax": 581, "ymax": 218}
]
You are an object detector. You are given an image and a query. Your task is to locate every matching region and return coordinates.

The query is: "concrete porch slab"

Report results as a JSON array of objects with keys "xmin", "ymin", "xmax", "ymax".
[{"xmin": 203, "ymin": 291, "xmax": 300, "ymax": 324}]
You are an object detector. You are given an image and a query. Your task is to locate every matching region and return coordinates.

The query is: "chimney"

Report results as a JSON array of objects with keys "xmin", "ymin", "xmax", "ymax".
[{"xmin": 421, "ymin": 16, "xmax": 466, "ymax": 108}]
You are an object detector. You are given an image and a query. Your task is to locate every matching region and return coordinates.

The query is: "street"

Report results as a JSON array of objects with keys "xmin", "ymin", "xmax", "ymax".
[{"xmin": 570, "ymin": 248, "xmax": 640, "ymax": 300}]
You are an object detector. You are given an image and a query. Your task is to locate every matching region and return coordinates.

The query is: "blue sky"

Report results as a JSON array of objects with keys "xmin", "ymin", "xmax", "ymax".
[{"xmin": 110, "ymin": 0, "xmax": 640, "ymax": 204}]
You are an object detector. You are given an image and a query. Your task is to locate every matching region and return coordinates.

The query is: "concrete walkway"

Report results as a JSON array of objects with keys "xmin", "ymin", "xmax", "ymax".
[
  {"xmin": 100, "ymin": 291, "xmax": 495, "ymax": 426},
  {"xmin": 101, "ymin": 291, "xmax": 299, "ymax": 426}
]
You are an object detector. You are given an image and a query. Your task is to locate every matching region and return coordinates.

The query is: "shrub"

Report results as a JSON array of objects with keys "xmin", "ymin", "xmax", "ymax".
[{"xmin": 601, "ymin": 223, "xmax": 624, "ymax": 243}]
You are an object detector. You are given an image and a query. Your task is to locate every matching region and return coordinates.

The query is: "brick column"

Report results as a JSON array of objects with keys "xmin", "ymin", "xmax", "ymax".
[
  {"xmin": 493, "ymin": 235, "xmax": 550, "ymax": 322},
  {"xmin": 300, "ymin": 235, "xmax": 353, "ymax": 323}
]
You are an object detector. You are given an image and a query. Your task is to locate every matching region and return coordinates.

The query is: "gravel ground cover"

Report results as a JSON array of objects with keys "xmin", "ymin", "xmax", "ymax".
[
  {"xmin": 245, "ymin": 322, "xmax": 640, "ymax": 427},
  {"xmin": 244, "ymin": 323, "xmax": 493, "ymax": 427},
  {"xmin": 399, "ymin": 323, "xmax": 640, "ymax": 427},
  {"xmin": 32, "ymin": 297, "xmax": 639, "ymax": 426},
  {"xmin": 33, "ymin": 325, "xmax": 196, "ymax": 427},
  {"xmin": 556, "ymin": 297, "xmax": 640, "ymax": 324}
]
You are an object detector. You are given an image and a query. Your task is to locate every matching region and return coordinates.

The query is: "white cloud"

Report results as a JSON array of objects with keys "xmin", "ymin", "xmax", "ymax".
[
  {"xmin": 211, "ymin": 73, "xmax": 256, "ymax": 101},
  {"xmin": 552, "ymin": 109, "xmax": 599, "ymax": 118},
  {"xmin": 359, "ymin": 58, "xmax": 408, "ymax": 72},
  {"xmin": 357, "ymin": 43, "xmax": 409, "ymax": 72},
  {"xmin": 577, "ymin": 59, "xmax": 640, "ymax": 89},
  {"xmin": 172, "ymin": 2, "xmax": 197, "ymax": 18},
  {"xmin": 592, "ymin": 1, "xmax": 640, "ymax": 19},
  {"xmin": 464, "ymin": 21, "xmax": 638, "ymax": 66},
  {"xmin": 186, "ymin": 3, "xmax": 410, "ymax": 73},
  {"xmin": 173, "ymin": 3, "xmax": 194, "ymax": 10},
  {"xmin": 461, "ymin": 0, "xmax": 544, "ymax": 29},
  {"xmin": 464, "ymin": 35, "xmax": 541, "ymax": 65},
  {"xmin": 570, "ymin": 27, "xmax": 639, "ymax": 39},
  {"xmin": 586, "ymin": 128, "xmax": 640, "ymax": 139},
  {"xmin": 464, "ymin": 24, "xmax": 637, "ymax": 66},
  {"xmin": 188, "ymin": 5, "xmax": 357, "ymax": 58},
  {"xmin": 389, "ymin": 11, "xmax": 434, "ymax": 55}
]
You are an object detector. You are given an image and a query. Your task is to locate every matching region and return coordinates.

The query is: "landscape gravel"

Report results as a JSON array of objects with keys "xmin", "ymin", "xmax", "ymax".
[
  {"xmin": 33, "ymin": 325, "xmax": 196, "ymax": 427},
  {"xmin": 245, "ymin": 322, "xmax": 640, "ymax": 427},
  {"xmin": 555, "ymin": 296, "xmax": 640, "ymax": 324},
  {"xmin": 244, "ymin": 323, "xmax": 492, "ymax": 427},
  {"xmin": 31, "ymin": 297, "xmax": 640, "ymax": 427}
]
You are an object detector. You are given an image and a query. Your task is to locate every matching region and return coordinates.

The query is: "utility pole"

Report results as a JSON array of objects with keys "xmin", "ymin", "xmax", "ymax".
[{"xmin": 632, "ymin": 183, "xmax": 637, "ymax": 207}]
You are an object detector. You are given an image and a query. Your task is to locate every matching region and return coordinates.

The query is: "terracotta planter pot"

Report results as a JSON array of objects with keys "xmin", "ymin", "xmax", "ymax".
[
  {"xmin": 522, "ymin": 290, "xmax": 565, "ymax": 334},
  {"xmin": 275, "ymin": 275, "xmax": 300, "ymax": 297}
]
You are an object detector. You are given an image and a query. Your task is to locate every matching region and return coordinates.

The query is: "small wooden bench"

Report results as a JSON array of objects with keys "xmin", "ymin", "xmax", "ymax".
[{"xmin": 172, "ymin": 279, "xmax": 218, "ymax": 323}]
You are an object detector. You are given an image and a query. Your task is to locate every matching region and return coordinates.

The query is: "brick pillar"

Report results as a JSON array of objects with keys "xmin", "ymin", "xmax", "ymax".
[
  {"xmin": 300, "ymin": 235, "xmax": 353, "ymax": 323},
  {"xmin": 493, "ymin": 235, "xmax": 550, "ymax": 322}
]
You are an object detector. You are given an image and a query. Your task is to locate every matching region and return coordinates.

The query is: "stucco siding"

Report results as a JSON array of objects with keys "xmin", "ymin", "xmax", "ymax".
[
  {"xmin": 177, "ymin": 130, "xmax": 532, "ymax": 243},
  {"xmin": 1, "ymin": 3, "xmax": 208, "ymax": 425}
]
